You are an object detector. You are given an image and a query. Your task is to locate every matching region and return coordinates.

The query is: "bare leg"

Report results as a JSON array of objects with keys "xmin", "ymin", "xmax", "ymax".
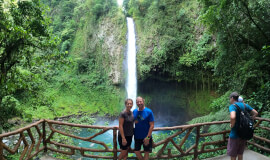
[
  {"xmin": 123, "ymin": 148, "xmax": 130, "ymax": 160},
  {"xmin": 144, "ymin": 152, "xmax": 149, "ymax": 160},
  {"xmin": 230, "ymin": 157, "xmax": 236, "ymax": 160},
  {"xmin": 237, "ymin": 154, "xmax": 243, "ymax": 160},
  {"xmin": 134, "ymin": 151, "xmax": 144, "ymax": 160},
  {"xmin": 118, "ymin": 150, "xmax": 128, "ymax": 160}
]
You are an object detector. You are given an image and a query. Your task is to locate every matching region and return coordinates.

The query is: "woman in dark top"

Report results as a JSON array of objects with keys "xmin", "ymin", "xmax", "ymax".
[{"xmin": 118, "ymin": 98, "xmax": 134, "ymax": 160}]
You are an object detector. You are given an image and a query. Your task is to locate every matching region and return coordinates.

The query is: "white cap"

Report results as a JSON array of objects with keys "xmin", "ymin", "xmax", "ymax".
[{"xmin": 238, "ymin": 96, "xmax": 243, "ymax": 102}]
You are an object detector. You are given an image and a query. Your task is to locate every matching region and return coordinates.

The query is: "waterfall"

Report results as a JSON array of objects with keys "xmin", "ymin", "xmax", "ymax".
[{"xmin": 125, "ymin": 17, "xmax": 137, "ymax": 110}]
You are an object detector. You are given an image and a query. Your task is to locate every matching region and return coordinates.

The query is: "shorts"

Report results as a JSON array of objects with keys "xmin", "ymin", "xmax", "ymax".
[
  {"xmin": 134, "ymin": 138, "xmax": 153, "ymax": 152},
  {"xmin": 227, "ymin": 138, "xmax": 246, "ymax": 157},
  {"xmin": 118, "ymin": 135, "xmax": 133, "ymax": 150}
]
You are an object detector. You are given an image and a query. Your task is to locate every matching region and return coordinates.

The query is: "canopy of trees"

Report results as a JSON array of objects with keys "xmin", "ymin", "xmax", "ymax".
[
  {"xmin": 1, "ymin": 0, "xmax": 269, "ymax": 134},
  {"xmin": 0, "ymin": 0, "xmax": 60, "ymax": 131},
  {"xmin": 125, "ymin": 0, "xmax": 270, "ymax": 116},
  {"xmin": 0, "ymin": 0, "xmax": 125, "ymax": 132}
]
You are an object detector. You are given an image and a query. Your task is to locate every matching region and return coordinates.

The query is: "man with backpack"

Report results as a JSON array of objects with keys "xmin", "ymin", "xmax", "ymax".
[{"xmin": 227, "ymin": 92, "xmax": 258, "ymax": 160}]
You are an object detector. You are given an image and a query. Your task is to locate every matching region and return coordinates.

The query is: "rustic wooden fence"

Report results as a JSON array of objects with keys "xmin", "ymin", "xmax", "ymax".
[{"xmin": 0, "ymin": 117, "xmax": 269, "ymax": 160}]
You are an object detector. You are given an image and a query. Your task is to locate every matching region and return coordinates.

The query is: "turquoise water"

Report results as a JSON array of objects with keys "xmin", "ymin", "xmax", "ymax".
[
  {"xmin": 71, "ymin": 119, "xmax": 128, "ymax": 160},
  {"xmin": 72, "ymin": 78, "xmax": 194, "ymax": 159}
]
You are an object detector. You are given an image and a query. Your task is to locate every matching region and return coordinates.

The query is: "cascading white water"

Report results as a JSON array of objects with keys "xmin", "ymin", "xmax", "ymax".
[{"xmin": 126, "ymin": 17, "xmax": 137, "ymax": 110}]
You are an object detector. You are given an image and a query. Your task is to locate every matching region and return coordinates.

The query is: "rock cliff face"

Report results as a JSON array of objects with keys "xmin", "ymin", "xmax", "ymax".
[
  {"xmin": 96, "ymin": 17, "xmax": 126, "ymax": 85},
  {"xmin": 71, "ymin": 11, "xmax": 127, "ymax": 85}
]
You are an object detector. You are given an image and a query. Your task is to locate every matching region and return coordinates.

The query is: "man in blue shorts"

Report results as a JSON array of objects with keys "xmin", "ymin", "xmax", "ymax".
[
  {"xmin": 227, "ymin": 92, "xmax": 258, "ymax": 160},
  {"xmin": 133, "ymin": 96, "xmax": 154, "ymax": 160}
]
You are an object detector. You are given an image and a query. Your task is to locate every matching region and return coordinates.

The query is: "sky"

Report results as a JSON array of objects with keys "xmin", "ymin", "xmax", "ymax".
[{"xmin": 117, "ymin": 0, "xmax": 123, "ymax": 6}]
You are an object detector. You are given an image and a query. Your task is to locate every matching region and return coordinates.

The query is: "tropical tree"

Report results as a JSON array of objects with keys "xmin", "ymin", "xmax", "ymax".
[{"xmin": 0, "ymin": 0, "xmax": 58, "ymax": 131}]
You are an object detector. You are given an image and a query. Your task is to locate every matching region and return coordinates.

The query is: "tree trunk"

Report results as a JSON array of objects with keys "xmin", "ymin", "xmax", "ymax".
[
  {"xmin": 208, "ymin": 74, "xmax": 210, "ymax": 92},
  {"xmin": 185, "ymin": 80, "xmax": 187, "ymax": 93},
  {"xmin": 202, "ymin": 73, "xmax": 205, "ymax": 91},
  {"xmin": 195, "ymin": 78, "xmax": 198, "ymax": 99}
]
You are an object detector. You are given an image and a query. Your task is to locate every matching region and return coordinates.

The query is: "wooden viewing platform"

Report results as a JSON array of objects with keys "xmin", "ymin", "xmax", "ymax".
[
  {"xmin": 40, "ymin": 149, "xmax": 270, "ymax": 160},
  {"xmin": 205, "ymin": 149, "xmax": 270, "ymax": 160},
  {"xmin": 0, "ymin": 117, "xmax": 269, "ymax": 160}
]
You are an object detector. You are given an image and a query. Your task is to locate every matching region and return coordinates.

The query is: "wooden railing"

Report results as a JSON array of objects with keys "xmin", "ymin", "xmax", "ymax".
[
  {"xmin": 0, "ymin": 120, "xmax": 45, "ymax": 160},
  {"xmin": 0, "ymin": 117, "xmax": 269, "ymax": 160}
]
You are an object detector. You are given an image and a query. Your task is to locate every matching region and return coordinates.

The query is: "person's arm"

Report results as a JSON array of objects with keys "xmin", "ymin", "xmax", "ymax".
[
  {"xmin": 230, "ymin": 111, "xmax": 236, "ymax": 128},
  {"xmin": 119, "ymin": 117, "xmax": 127, "ymax": 145},
  {"xmin": 246, "ymin": 104, "xmax": 258, "ymax": 119},
  {"xmin": 250, "ymin": 109, "xmax": 258, "ymax": 119},
  {"xmin": 144, "ymin": 111, "xmax": 155, "ymax": 145},
  {"xmin": 147, "ymin": 111, "xmax": 154, "ymax": 138},
  {"xmin": 143, "ymin": 121, "xmax": 154, "ymax": 145},
  {"xmin": 147, "ymin": 121, "xmax": 154, "ymax": 137}
]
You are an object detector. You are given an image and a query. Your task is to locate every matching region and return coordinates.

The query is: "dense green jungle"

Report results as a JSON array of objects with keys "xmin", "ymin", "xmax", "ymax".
[{"xmin": 0, "ymin": 0, "xmax": 270, "ymax": 159}]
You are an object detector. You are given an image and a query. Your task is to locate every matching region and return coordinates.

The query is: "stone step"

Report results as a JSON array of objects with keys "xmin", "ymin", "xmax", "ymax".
[
  {"xmin": 204, "ymin": 149, "xmax": 270, "ymax": 160},
  {"xmin": 39, "ymin": 149, "xmax": 270, "ymax": 160},
  {"xmin": 39, "ymin": 155, "xmax": 63, "ymax": 160}
]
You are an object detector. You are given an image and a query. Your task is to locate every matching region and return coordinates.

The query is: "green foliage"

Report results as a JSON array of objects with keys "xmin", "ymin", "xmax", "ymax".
[
  {"xmin": 245, "ymin": 81, "xmax": 270, "ymax": 114},
  {"xmin": 127, "ymin": 0, "xmax": 270, "ymax": 130},
  {"xmin": 209, "ymin": 91, "xmax": 231, "ymax": 111},
  {"xmin": 6, "ymin": 153, "xmax": 21, "ymax": 160},
  {"xmin": 41, "ymin": 0, "xmax": 79, "ymax": 52},
  {"xmin": 0, "ymin": 0, "xmax": 60, "ymax": 130},
  {"xmin": 198, "ymin": 0, "xmax": 270, "ymax": 93},
  {"xmin": 0, "ymin": 0, "xmax": 58, "ymax": 85},
  {"xmin": 1, "ymin": 0, "xmax": 126, "ymax": 129},
  {"xmin": 127, "ymin": 0, "xmax": 270, "ymax": 94},
  {"xmin": 188, "ymin": 108, "xmax": 229, "ymax": 124},
  {"xmin": 133, "ymin": 0, "xmax": 197, "ymax": 80},
  {"xmin": 91, "ymin": 0, "xmax": 117, "ymax": 20},
  {"xmin": 69, "ymin": 116, "xmax": 96, "ymax": 125},
  {"xmin": 188, "ymin": 90, "xmax": 217, "ymax": 115},
  {"xmin": 0, "ymin": 96, "xmax": 21, "ymax": 132},
  {"xmin": 21, "ymin": 68, "xmax": 125, "ymax": 119},
  {"xmin": 1, "ymin": 1, "xmax": 269, "ymax": 159},
  {"xmin": 38, "ymin": 0, "xmax": 127, "ymax": 119},
  {"xmin": 1, "ymin": 96, "xmax": 21, "ymax": 117}
]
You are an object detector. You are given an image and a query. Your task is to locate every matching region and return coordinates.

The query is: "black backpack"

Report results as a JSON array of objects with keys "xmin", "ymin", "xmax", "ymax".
[{"xmin": 233, "ymin": 103, "xmax": 254, "ymax": 140}]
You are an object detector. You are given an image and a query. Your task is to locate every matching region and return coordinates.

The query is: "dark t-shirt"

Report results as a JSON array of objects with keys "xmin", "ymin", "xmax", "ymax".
[{"xmin": 118, "ymin": 110, "xmax": 134, "ymax": 137}]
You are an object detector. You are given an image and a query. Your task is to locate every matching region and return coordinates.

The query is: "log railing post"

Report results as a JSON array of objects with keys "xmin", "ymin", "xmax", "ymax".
[
  {"xmin": 194, "ymin": 126, "xmax": 200, "ymax": 160},
  {"xmin": 113, "ymin": 127, "xmax": 117, "ymax": 160},
  {"xmin": 0, "ymin": 137, "xmax": 3, "ymax": 160},
  {"xmin": 168, "ymin": 148, "xmax": 172, "ymax": 157},
  {"xmin": 42, "ymin": 120, "xmax": 47, "ymax": 153}
]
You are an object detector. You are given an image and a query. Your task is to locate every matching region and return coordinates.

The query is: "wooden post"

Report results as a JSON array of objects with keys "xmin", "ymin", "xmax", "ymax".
[
  {"xmin": 194, "ymin": 126, "xmax": 200, "ymax": 160},
  {"xmin": 42, "ymin": 120, "xmax": 47, "ymax": 153},
  {"xmin": 113, "ymin": 127, "xmax": 117, "ymax": 160},
  {"xmin": 0, "ymin": 137, "xmax": 3, "ymax": 160},
  {"xmin": 223, "ymin": 133, "xmax": 226, "ymax": 145},
  {"xmin": 168, "ymin": 148, "xmax": 172, "ymax": 158}
]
